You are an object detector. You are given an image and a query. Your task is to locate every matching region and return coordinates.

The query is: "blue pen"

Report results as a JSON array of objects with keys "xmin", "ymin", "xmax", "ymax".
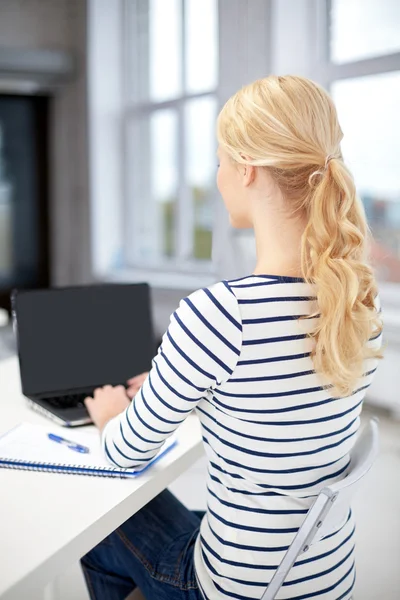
[{"xmin": 48, "ymin": 433, "xmax": 90, "ymax": 454}]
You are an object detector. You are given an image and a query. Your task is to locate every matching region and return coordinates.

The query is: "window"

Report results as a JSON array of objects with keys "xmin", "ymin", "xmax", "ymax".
[
  {"xmin": 123, "ymin": 0, "xmax": 218, "ymax": 277},
  {"xmin": 332, "ymin": 71, "xmax": 400, "ymax": 283},
  {"xmin": 321, "ymin": 0, "xmax": 400, "ymax": 284},
  {"xmin": 330, "ymin": 0, "xmax": 400, "ymax": 64}
]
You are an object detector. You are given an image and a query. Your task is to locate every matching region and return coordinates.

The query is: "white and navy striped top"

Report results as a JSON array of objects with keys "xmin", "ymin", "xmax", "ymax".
[{"xmin": 102, "ymin": 275, "xmax": 382, "ymax": 600}]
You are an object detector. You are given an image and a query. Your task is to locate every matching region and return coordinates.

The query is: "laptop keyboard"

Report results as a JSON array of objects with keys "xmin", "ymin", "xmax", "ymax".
[{"xmin": 45, "ymin": 392, "xmax": 90, "ymax": 409}]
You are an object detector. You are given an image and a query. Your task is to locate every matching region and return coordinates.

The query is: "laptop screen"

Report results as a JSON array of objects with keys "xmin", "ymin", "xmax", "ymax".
[{"xmin": 13, "ymin": 284, "xmax": 156, "ymax": 396}]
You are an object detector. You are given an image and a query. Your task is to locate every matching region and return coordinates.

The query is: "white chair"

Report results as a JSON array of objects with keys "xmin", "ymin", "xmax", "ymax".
[{"xmin": 260, "ymin": 417, "xmax": 380, "ymax": 600}]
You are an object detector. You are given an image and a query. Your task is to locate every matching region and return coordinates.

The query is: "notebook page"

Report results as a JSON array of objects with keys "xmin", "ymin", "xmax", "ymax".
[{"xmin": 0, "ymin": 422, "xmax": 175, "ymax": 473}]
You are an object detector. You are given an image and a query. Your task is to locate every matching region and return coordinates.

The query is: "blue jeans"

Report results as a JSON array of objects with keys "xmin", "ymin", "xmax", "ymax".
[{"xmin": 80, "ymin": 489, "xmax": 204, "ymax": 600}]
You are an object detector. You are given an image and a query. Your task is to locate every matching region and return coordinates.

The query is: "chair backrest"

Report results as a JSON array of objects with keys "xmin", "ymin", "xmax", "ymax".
[
  {"xmin": 309, "ymin": 416, "xmax": 379, "ymax": 544},
  {"xmin": 260, "ymin": 417, "xmax": 380, "ymax": 600}
]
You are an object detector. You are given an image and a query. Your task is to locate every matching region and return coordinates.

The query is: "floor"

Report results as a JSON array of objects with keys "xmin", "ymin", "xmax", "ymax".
[{"xmin": 44, "ymin": 405, "xmax": 400, "ymax": 600}]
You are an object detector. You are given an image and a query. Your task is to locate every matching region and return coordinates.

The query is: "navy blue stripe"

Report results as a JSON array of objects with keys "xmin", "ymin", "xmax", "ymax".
[
  {"xmin": 160, "ymin": 349, "xmax": 207, "ymax": 392},
  {"xmin": 230, "ymin": 281, "xmax": 278, "ymax": 288},
  {"xmin": 173, "ymin": 311, "xmax": 233, "ymax": 375},
  {"xmin": 207, "ymin": 486, "xmax": 308, "ymax": 515},
  {"xmin": 321, "ymin": 510, "xmax": 352, "ymax": 542},
  {"xmin": 242, "ymin": 313, "xmax": 315, "ymax": 324},
  {"xmin": 238, "ymin": 351, "xmax": 311, "ymax": 366},
  {"xmin": 214, "ymin": 382, "xmax": 369, "ymax": 407},
  {"xmin": 209, "ymin": 472, "xmax": 281, "ymax": 497},
  {"xmin": 226, "ymin": 369, "xmax": 315, "ymax": 382},
  {"xmin": 208, "ymin": 398, "xmax": 364, "ymax": 425},
  {"xmin": 206, "ymin": 518, "xmax": 291, "ymax": 551},
  {"xmin": 202, "ymin": 419, "xmax": 357, "ymax": 456},
  {"xmin": 167, "ymin": 330, "xmax": 216, "ymax": 382},
  {"xmin": 336, "ymin": 573, "xmax": 356, "ymax": 600},
  {"xmin": 230, "ymin": 368, "xmax": 315, "ymax": 382},
  {"xmin": 214, "ymin": 381, "xmax": 368, "ymax": 403},
  {"xmin": 283, "ymin": 546, "xmax": 354, "ymax": 586},
  {"xmin": 231, "ymin": 273, "xmax": 308, "ymax": 283},
  {"xmin": 287, "ymin": 562, "xmax": 355, "ymax": 600},
  {"xmin": 206, "ymin": 434, "xmax": 347, "ymax": 472},
  {"xmin": 183, "ymin": 297, "xmax": 240, "ymax": 355},
  {"xmin": 119, "ymin": 422, "xmax": 158, "ymax": 454},
  {"xmin": 295, "ymin": 526, "xmax": 355, "ymax": 567},
  {"xmin": 141, "ymin": 386, "xmax": 184, "ymax": 425},
  {"xmin": 206, "ymin": 452, "xmax": 245, "ymax": 480},
  {"xmin": 152, "ymin": 363, "xmax": 199, "ymax": 405},
  {"xmin": 209, "ymin": 472, "xmax": 323, "ymax": 500},
  {"xmin": 200, "ymin": 543, "xmax": 354, "ymax": 588},
  {"xmin": 208, "ymin": 505, "xmax": 299, "ymax": 533},
  {"xmin": 213, "ymin": 562, "xmax": 355, "ymax": 599},
  {"xmin": 201, "ymin": 546, "xmax": 225, "ymax": 580},
  {"xmin": 198, "ymin": 404, "xmax": 359, "ymax": 443},
  {"xmin": 229, "ymin": 366, "xmax": 376, "ymax": 384},
  {"xmin": 238, "ymin": 295, "xmax": 316, "ymax": 305},
  {"xmin": 200, "ymin": 524, "xmax": 355, "ymax": 570},
  {"xmin": 203, "ymin": 287, "xmax": 242, "ymax": 331},
  {"xmin": 230, "ymin": 280, "xmax": 305, "ymax": 288},
  {"xmin": 207, "ymin": 438, "xmax": 349, "ymax": 473},
  {"xmin": 104, "ymin": 438, "xmax": 124, "ymax": 468},
  {"xmin": 209, "ymin": 458, "xmax": 350, "ymax": 491},
  {"xmin": 112, "ymin": 440, "xmax": 153, "ymax": 463},
  {"xmin": 125, "ymin": 407, "xmax": 164, "ymax": 445},
  {"xmin": 226, "ymin": 276, "xmax": 256, "ymax": 283},
  {"xmin": 133, "ymin": 392, "xmax": 176, "ymax": 435},
  {"xmin": 229, "ymin": 368, "xmax": 314, "ymax": 382},
  {"xmin": 243, "ymin": 333, "xmax": 307, "ymax": 345},
  {"xmin": 228, "ymin": 274, "xmax": 308, "ymax": 283},
  {"xmin": 216, "ymin": 383, "xmax": 335, "ymax": 401},
  {"xmin": 242, "ymin": 314, "xmax": 320, "ymax": 325}
]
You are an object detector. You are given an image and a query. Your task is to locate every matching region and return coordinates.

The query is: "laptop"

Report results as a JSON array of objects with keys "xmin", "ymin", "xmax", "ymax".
[{"xmin": 11, "ymin": 284, "xmax": 155, "ymax": 427}]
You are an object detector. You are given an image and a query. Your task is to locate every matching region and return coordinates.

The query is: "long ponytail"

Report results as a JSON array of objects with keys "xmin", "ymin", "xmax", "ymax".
[{"xmin": 298, "ymin": 156, "xmax": 384, "ymax": 398}]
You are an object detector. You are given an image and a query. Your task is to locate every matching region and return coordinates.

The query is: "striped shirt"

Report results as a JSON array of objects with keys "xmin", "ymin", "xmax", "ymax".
[{"xmin": 102, "ymin": 274, "xmax": 383, "ymax": 599}]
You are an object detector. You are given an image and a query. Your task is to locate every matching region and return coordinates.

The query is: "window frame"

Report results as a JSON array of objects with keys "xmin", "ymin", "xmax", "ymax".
[
  {"xmin": 120, "ymin": 0, "xmax": 219, "ymax": 286},
  {"xmin": 314, "ymin": 0, "xmax": 400, "ymax": 87}
]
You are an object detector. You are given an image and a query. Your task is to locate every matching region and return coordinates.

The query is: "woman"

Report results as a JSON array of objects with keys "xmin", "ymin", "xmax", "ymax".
[{"xmin": 81, "ymin": 75, "xmax": 384, "ymax": 600}]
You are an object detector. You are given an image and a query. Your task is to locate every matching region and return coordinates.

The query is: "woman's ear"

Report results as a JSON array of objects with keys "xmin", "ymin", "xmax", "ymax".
[{"xmin": 239, "ymin": 154, "xmax": 256, "ymax": 187}]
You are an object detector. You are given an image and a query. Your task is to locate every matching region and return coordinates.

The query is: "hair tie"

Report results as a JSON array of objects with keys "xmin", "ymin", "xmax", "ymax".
[
  {"xmin": 308, "ymin": 154, "xmax": 336, "ymax": 186},
  {"xmin": 324, "ymin": 154, "xmax": 335, "ymax": 169}
]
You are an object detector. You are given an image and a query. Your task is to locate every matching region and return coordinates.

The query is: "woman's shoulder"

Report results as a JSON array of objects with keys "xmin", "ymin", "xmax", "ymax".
[
  {"xmin": 180, "ymin": 280, "xmax": 242, "ymax": 333},
  {"xmin": 184, "ymin": 279, "xmax": 239, "ymax": 309}
]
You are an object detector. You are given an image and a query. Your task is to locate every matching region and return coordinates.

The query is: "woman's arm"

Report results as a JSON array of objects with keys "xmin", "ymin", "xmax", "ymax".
[{"xmin": 100, "ymin": 281, "xmax": 242, "ymax": 468}]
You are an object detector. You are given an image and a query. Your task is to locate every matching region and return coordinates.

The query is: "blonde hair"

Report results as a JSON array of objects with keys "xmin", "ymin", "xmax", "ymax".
[{"xmin": 217, "ymin": 75, "xmax": 385, "ymax": 398}]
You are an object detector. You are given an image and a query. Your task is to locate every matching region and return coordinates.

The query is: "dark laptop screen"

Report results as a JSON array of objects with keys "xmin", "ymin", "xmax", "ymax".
[{"xmin": 13, "ymin": 284, "xmax": 155, "ymax": 396}]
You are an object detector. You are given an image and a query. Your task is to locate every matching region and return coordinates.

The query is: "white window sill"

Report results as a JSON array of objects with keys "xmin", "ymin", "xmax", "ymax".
[{"xmin": 98, "ymin": 267, "xmax": 218, "ymax": 292}]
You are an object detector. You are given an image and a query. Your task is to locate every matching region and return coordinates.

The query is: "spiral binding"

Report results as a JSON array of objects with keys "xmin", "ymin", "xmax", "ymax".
[{"xmin": 0, "ymin": 458, "xmax": 129, "ymax": 478}]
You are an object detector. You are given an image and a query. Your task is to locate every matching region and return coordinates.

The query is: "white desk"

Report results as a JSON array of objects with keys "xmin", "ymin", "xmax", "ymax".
[{"xmin": 0, "ymin": 356, "xmax": 204, "ymax": 600}]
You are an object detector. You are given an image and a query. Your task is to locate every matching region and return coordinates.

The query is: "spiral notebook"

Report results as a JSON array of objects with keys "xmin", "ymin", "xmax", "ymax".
[{"xmin": 0, "ymin": 422, "xmax": 177, "ymax": 478}]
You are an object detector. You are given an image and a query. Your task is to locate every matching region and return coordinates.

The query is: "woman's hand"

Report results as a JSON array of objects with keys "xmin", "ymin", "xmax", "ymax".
[
  {"xmin": 126, "ymin": 372, "xmax": 149, "ymax": 399},
  {"xmin": 84, "ymin": 385, "xmax": 130, "ymax": 432}
]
